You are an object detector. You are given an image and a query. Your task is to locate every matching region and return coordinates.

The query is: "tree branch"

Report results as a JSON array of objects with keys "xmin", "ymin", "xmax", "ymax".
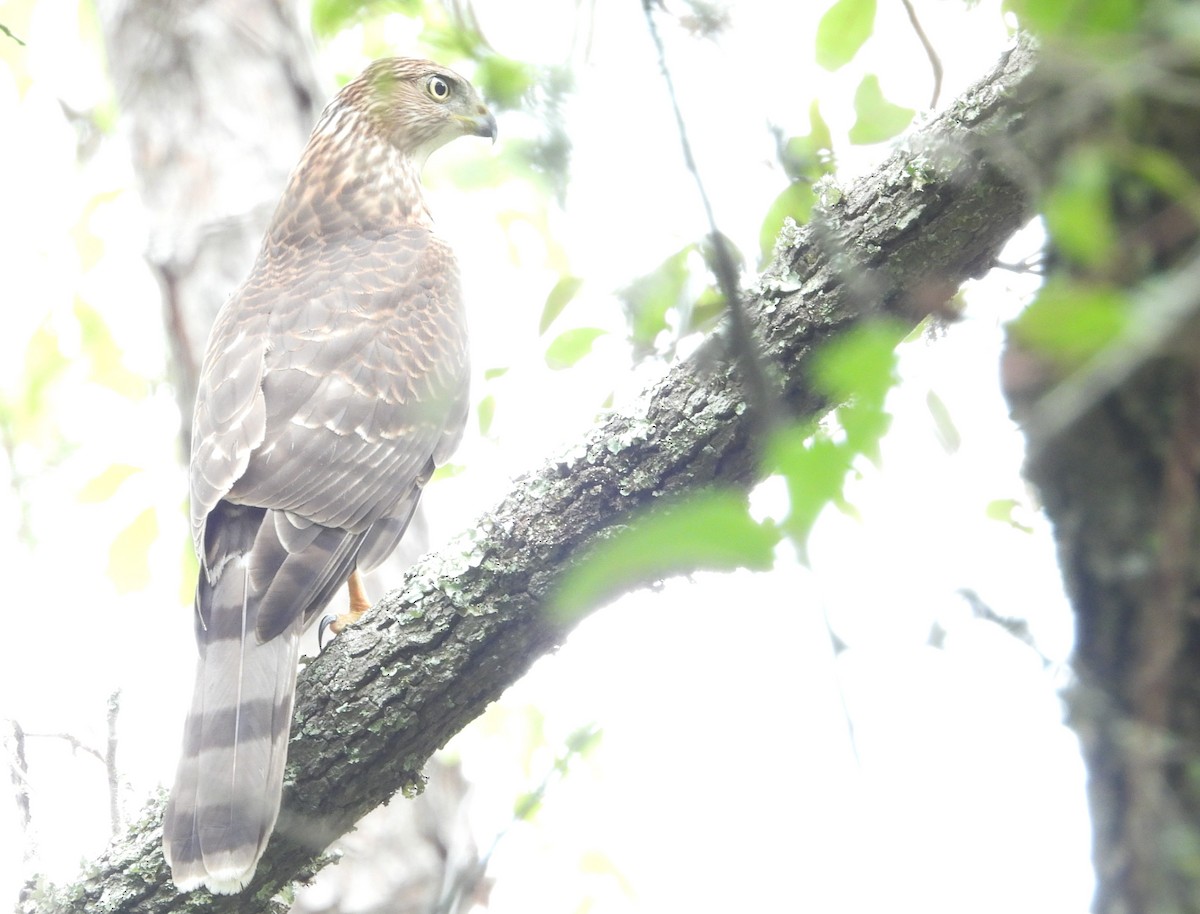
[{"xmin": 24, "ymin": 35, "xmax": 1053, "ymax": 914}]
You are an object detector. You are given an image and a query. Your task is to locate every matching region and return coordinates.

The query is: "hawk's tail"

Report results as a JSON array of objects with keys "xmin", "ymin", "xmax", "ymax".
[{"xmin": 162, "ymin": 560, "xmax": 302, "ymax": 895}]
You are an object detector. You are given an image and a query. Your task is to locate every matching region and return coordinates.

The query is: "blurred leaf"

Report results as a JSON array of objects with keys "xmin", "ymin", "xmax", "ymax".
[
  {"xmin": 779, "ymin": 102, "xmax": 835, "ymax": 181},
  {"xmin": 1009, "ymin": 278, "xmax": 1128, "ymax": 367},
  {"xmin": 760, "ymin": 182, "xmax": 816, "ymax": 261},
  {"xmin": 689, "ymin": 286, "xmax": 726, "ymax": 334},
  {"xmin": 79, "ymin": 464, "xmax": 141, "ymax": 503},
  {"xmin": 564, "ymin": 724, "xmax": 603, "ymax": 758},
  {"xmin": 848, "ymin": 75, "xmax": 915, "ymax": 145},
  {"xmin": 811, "ymin": 320, "xmax": 901, "ymax": 405},
  {"xmin": 180, "ymin": 512, "xmax": 199, "ymax": 606},
  {"xmin": 767, "ymin": 427, "xmax": 854, "ymax": 553},
  {"xmin": 540, "ymin": 275, "xmax": 584, "ymax": 334},
  {"xmin": 546, "ymin": 327, "xmax": 606, "ymax": 370},
  {"xmin": 74, "ymin": 299, "xmax": 148, "ymax": 399},
  {"xmin": 478, "ymin": 393, "xmax": 496, "ymax": 435},
  {"xmin": 311, "ymin": 0, "xmax": 422, "ymax": 37},
  {"xmin": 986, "ymin": 498, "xmax": 1035, "ymax": 534},
  {"xmin": 432, "ymin": 462, "xmax": 466, "ymax": 481},
  {"xmin": 1, "ymin": 22, "xmax": 25, "ymax": 45},
  {"xmin": 1004, "ymin": 0, "xmax": 1142, "ymax": 35},
  {"xmin": 813, "ymin": 322, "xmax": 901, "ymax": 463},
  {"xmin": 483, "ymin": 366, "xmax": 509, "ymax": 380},
  {"xmin": 579, "ymin": 849, "xmax": 636, "ymax": 896},
  {"xmin": 109, "ymin": 507, "xmax": 158, "ymax": 594},
  {"xmin": 816, "ymin": 0, "xmax": 877, "ymax": 70},
  {"xmin": 618, "ymin": 245, "xmax": 695, "ymax": 355},
  {"xmin": 925, "ymin": 390, "xmax": 962, "ymax": 454},
  {"xmin": 476, "ymin": 54, "xmax": 534, "ymax": 109},
  {"xmin": 1043, "ymin": 147, "xmax": 1116, "ymax": 269},
  {"xmin": 70, "ymin": 189, "xmax": 122, "ymax": 272},
  {"xmin": 553, "ymin": 490, "xmax": 779, "ymax": 620},
  {"xmin": 21, "ymin": 322, "xmax": 69, "ymax": 424}
]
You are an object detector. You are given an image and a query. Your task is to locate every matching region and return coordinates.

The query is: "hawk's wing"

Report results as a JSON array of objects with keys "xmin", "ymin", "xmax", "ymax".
[{"xmin": 190, "ymin": 224, "xmax": 468, "ymax": 624}]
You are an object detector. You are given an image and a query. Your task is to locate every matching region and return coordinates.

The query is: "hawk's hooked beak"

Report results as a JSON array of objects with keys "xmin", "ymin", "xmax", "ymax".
[{"xmin": 463, "ymin": 108, "xmax": 498, "ymax": 144}]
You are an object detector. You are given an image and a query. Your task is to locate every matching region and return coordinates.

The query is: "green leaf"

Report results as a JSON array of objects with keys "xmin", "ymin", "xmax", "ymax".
[
  {"xmin": 311, "ymin": 0, "xmax": 423, "ymax": 37},
  {"xmin": 431, "ymin": 462, "xmax": 466, "ymax": 481},
  {"xmin": 779, "ymin": 102, "xmax": 835, "ymax": 181},
  {"xmin": 767, "ymin": 427, "xmax": 854, "ymax": 552},
  {"xmin": 1009, "ymin": 278, "xmax": 1128, "ymax": 367},
  {"xmin": 21, "ymin": 322, "xmax": 69, "ymax": 425},
  {"xmin": 79, "ymin": 464, "xmax": 141, "ymax": 503},
  {"xmin": 618, "ymin": 245, "xmax": 694, "ymax": 355},
  {"xmin": 810, "ymin": 320, "xmax": 902, "ymax": 405},
  {"xmin": 986, "ymin": 498, "xmax": 1035, "ymax": 534},
  {"xmin": 689, "ymin": 286, "xmax": 726, "ymax": 334},
  {"xmin": 483, "ymin": 366, "xmax": 509, "ymax": 381},
  {"xmin": 812, "ymin": 322, "xmax": 901, "ymax": 464},
  {"xmin": 848, "ymin": 75, "xmax": 915, "ymax": 145},
  {"xmin": 925, "ymin": 390, "xmax": 962, "ymax": 454},
  {"xmin": 760, "ymin": 182, "xmax": 816, "ymax": 261},
  {"xmin": 553, "ymin": 490, "xmax": 779, "ymax": 620},
  {"xmin": 475, "ymin": 54, "xmax": 534, "ymax": 109},
  {"xmin": 1043, "ymin": 147, "xmax": 1116, "ymax": 269},
  {"xmin": 108, "ymin": 507, "xmax": 158, "ymax": 594},
  {"xmin": 74, "ymin": 299, "xmax": 148, "ymax": 399},
  {"xmin": 816, "ymin": 0, "xmax": 877, "ymax": 70},
  {"xmin": 1004, "ymin": 0, "xmax": 1142, "ymax": 36},
  {"xmin": 477, "ymin": 393, "xmax": 496, "ymax": 436},
  {"xmin": 539, "ymin": 275, "xmax": 584, "ymax": 335},
  {"xmin": 545, "ymin": 327, "xmax": 606, "ymax": 370}
]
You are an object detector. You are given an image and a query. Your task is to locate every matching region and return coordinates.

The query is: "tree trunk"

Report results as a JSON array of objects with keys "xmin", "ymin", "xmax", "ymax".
[
  {"xmin": 97, "ymin": 0, "xmax": 320, "ymax": 453},
  {"xmin": 1004, "ymin": 35, "xmax": 1200, "ymax": 914}
]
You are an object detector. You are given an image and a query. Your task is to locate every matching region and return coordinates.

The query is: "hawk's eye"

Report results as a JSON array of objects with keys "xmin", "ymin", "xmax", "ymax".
[{"xmin": 426, "ymin": 75, "xmax": 452, "ymax": 101}]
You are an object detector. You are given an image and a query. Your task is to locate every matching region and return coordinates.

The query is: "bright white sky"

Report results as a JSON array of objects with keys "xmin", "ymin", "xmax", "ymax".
[{"xmin": 0, "ymin": 1, "xmax": 1093, "ymax": 911}]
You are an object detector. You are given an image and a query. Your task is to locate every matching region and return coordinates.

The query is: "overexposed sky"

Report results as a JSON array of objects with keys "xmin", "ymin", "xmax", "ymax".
[{"xmin": 0, "ymin": 2, "xmax": 1092, "ymax": 911}]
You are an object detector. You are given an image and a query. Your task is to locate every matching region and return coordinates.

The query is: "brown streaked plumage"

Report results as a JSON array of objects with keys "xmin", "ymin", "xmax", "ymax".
[{"xmin": 163, "ymin": 57, "xmax": 496, "ymax": 895}]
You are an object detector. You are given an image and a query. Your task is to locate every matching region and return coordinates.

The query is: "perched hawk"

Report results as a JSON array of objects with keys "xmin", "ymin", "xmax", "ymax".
[{"xmin": 162, "ymin": 57, "xmax": 496, "ymax": 895}]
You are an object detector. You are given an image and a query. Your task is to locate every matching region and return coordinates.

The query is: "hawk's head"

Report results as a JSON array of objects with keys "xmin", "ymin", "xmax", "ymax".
[{"xmin": 346, "ymin": 57, "xmax": 498, "ymax": 163}]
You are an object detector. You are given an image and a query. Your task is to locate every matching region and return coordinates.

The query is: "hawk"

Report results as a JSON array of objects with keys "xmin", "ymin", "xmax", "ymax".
[{"xmin": 162, "ymin": 57, "xmax": 496, "ymax": 895}]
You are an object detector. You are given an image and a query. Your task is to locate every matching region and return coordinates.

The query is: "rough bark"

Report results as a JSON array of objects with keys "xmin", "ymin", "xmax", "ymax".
[
  {"xmin": 1003, "ymin": 33, "xmax": 1200, "ymax": 914},
  {"xmin": 19, "ymin": 37, "xmax": 1048, "ymax": 913}
]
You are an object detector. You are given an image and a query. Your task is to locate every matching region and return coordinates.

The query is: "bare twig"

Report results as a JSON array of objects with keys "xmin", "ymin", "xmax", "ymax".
[
  {"xmin": 105, "ymin": 690, "xmax": 122, "ymax": 835},
  {"xmin": 901, "ymin": 0, "xmax": 944, "ymax": 108},
  {"xmin": 6, "ymin": 719, "xmax": 31, "ymax": 834},
  {"xmin": 642, "ymin": 0, "xmax": 780, "ymax": 437}
]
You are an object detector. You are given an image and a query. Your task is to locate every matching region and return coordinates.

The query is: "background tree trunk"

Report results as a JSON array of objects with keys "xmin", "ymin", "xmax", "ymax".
[
  {"xmin": 97, "ymin": 0, "xmax": 319, "ymax": 453},
  {"xmin": 1004, "ymin": 39, "xmax": 1200, "ymax": 914}
]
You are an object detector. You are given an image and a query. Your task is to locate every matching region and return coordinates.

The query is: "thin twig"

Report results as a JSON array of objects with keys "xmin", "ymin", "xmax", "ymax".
[
  {"xmin": 901, "ymin": 0, "xmax": 944, "ymax": 108},
  {"xmin": 6, "ymin": 719, "xmax": 31, "ymax": 832},
  {"xmin": 105, "ymin": 690, "xmax": 122, "ymax": 835},
  {"xmin": 22, "ymin": 731, "xmax": 105, "ymax": 764},
  {"xmin": 642, "ymin": 0, "xmax": 779, "ymax": 436}
]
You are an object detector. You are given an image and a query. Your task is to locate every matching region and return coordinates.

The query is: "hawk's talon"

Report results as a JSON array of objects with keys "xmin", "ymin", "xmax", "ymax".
[
  {"xmin": 318, "ymin": 614, "xmax": 338, "ymax": 651},
  {"xmin": 319, "ymin": 569, "xmax": 372, "ymax": 650}
]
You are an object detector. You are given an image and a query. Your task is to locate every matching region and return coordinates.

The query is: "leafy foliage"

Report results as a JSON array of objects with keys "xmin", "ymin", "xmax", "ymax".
[
  {"xmin": 1004, "ymin": 0, "xmax": 1144, "ymax": 36},
  {"xmin": 1009, "ymin": 279, "xmax": 1129, "ymax": 368},
  {"xmin": 553, "ymin": 490, "xmax": 780, "ymax": 621},
  {"xmin": 815, "ymin": 0, "xmax": 877, "ymax": 70},
  {"xmin": 545, "ymin": 326, "xmax": 607, "ymax": 370},
  {"xmin": 848, "ymin": 75, "xmax": 915, "ymax": 145}
]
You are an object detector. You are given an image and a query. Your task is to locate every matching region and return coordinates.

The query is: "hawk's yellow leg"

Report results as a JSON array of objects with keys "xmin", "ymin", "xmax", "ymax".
[{"xmin": 328, "ymin": 569, "xmax": 372, "ymax": 634}]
